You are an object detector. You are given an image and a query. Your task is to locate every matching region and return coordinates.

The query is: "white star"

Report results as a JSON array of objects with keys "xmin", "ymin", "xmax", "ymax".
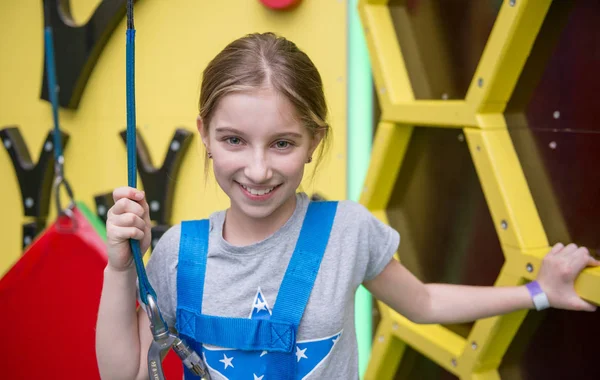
[
  {"xmin": 295, "ymin": 346, "xmax": 308, "ymax": 362},
  {"xmin": 254, "ymin": 374, "xmax": 264, "ymax": 380},
  {"xmin": 254, "ymin": 300, "xmax": 267, "ymax": 312},
  {"xmin": 260, "ymin": 350, "xmax": 268, "ymax": 357},
  {"xmin": 219, "ymin": 353, "xmax": 234, "ymax": 369}
]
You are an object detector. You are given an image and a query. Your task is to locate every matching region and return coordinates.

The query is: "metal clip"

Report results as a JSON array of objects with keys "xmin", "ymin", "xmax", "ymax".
[
  {"xmin": 53, "ymin": 156, "xmax": 75, "ymax": 219},
  {"xmin": 146, "ymin": 294, "xmax": 211, "ymax": 380}
]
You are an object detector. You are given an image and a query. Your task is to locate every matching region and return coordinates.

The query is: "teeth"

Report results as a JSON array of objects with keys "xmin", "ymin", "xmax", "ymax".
[{"xmin": 241, "ymin": 184, "xmax": 275, "ymax": 196}]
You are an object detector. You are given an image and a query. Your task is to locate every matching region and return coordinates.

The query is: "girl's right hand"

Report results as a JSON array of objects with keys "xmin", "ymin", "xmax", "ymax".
[{"xmin": 106, "ymin": 186, "xmax": 152, "ymax": 272}]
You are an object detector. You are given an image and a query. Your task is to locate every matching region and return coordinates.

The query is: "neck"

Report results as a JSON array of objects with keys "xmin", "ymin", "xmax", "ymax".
[{"xmin": 223, "ymin": 194, "xmax": 297, "ymax": 246}]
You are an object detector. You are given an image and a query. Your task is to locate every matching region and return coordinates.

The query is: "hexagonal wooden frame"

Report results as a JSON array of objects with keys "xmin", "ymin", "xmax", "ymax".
[{"xmin": 357, "ymin": 0, "xmax": 600, "ymax": 379}]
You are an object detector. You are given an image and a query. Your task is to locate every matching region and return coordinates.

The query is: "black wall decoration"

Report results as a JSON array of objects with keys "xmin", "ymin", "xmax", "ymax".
[{"xmin": 40, "ymin": 0, "xmax": 130, "ymax": 109}]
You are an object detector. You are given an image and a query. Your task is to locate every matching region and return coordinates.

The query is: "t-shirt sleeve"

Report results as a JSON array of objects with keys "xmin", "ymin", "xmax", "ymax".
[
  {"xmin": 340, "ymin": 201, "xmax": 400, "ymax": 282},
  {"xmin": 136, "ymin": 224, "xmax": 181, "ymax": 329}
]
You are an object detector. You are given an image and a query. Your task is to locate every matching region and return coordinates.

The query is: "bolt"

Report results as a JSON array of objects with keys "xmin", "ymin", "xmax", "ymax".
[
  {"xmin": 553, "ymin": 111, "xmax": 560, "ymax": 119},
  {"xmin": 549, "ymin": 141, "xmax": 557, "ymax": 149},
  {"xmin": 25, "ymin": 197, "xmax": 34, "ymax": 208},
  {"xmin": 501, "ymin": 220, "xmax": 508, "ymax": 230},
  {"xmin": 150, "ymin": 201, "xmax": 160, "ymax": 212},
  {"xmin": 509, "ymin": 0, "xmax": 516, "ymax": 6},
  {"xmin": 526, "ymin": 263, "xmax": 534, "ymax": 273},
  {"xmin": 3, "ymin": 139, "xmax": 12, "ymax": 149},
  {"xmin": 24, "ymin": 236, "xmax": 32, "ymax": 246},
  {"xmin": 97, "ymin": 205, "xmax": 107, "ymax": 216},
  {"xmin": 44, "ymin": 141, "xmax": 53, "ymax": 152},
  {"xmin": 170, "ymin": 141, "xmax": 181, "ymax": 151},
  {"xmin": 471, "ymin": 342, "xmax": 478, "ymax": 350}
]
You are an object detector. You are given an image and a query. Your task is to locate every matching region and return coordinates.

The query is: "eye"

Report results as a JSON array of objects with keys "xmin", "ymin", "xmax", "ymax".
[
  {"xmin": 274, "ymin": 140, "xmax": 291, "ymax": 149},
  {"xmin": 226, "ymin": 137, "xmax": 242, "ymax": 145}
]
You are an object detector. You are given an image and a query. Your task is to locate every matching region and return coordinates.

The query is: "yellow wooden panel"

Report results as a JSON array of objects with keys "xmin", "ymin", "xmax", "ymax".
[
  {"xmin": 360, "ymin": 122, "xmax": 412, "ymax": 210},
  {"xmin": 464, "ymin": 124, "xmax": 547, "ymax": 250},
  {"xmin": 382, "ymin": 101, "xmax": 477, "ymax": 127},
  {"xmin": 465, "ymin": 0, "xmax": 551, "ymax": 114}
]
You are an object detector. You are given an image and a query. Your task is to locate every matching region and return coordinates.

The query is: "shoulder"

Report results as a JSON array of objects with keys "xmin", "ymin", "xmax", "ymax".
[{"xmin": 330, "ymin": 199, "xmax": 377, "ymax": 226}]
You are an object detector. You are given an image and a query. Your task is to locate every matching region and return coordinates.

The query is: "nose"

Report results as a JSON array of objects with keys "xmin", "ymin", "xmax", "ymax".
[{"xmin": 243, "ymin": 150, "xmax": 273, "ymax": 184}]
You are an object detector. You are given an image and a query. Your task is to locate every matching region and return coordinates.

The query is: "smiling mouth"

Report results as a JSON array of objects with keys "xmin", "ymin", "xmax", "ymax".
[{"xmin": 238, "ymin": 183, "xmax": 281, "ymax": 196}]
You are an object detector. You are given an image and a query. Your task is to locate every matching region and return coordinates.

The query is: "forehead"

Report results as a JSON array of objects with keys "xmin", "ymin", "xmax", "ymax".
[{"xmin": 210, "ymin": 87, "xmax": 304, "ymax": 136}]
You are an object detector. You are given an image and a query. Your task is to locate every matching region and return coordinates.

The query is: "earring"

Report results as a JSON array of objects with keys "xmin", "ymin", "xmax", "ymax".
[
  {"xmin": 307, "ymin": 156, "xmax": 312, "ymax": 163},
  {"xmin": 207, "ymin": 152, "xmax": 213, "ymax": 159}
]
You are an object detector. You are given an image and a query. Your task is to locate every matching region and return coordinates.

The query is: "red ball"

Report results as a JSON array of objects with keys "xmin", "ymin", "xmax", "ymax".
[{"xmin": 259, "ymin": 0, "xmax": 302, "ymax": 11}]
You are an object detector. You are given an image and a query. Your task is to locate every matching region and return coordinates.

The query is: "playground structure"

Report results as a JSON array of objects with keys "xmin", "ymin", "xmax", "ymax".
[{"xmin": 0, "ymin": 0, "xmax": 598, "ymax": 379}]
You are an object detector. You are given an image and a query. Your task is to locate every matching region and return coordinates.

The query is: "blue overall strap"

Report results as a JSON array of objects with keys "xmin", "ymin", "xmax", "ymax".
[{"xmin": 267, "ymin": 201, "xmax": 338, "ymax": 379}]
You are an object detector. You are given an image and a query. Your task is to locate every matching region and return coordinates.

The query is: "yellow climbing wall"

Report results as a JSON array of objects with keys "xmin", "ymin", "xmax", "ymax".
[
  {"xmin": 0, "ymin": 0, "xmax": 347, "ymax": 274},
  {"xmin": 358, "ymin": 0, "xmax": 600, "ymax": 379}
]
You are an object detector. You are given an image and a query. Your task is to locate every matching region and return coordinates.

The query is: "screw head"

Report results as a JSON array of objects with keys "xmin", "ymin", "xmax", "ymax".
[
  {"xmin": 150, "ymin": 200, "xmax": 160, "ymax": 212},
  {"xmin": 451, "ymin": 358, "xmax": 457, "ymax": 367},
  {"xmin": 24, "ymin": 236, "xmax": 32, "ymax": 246},
  {"xmin": 97, "ymin": 205, "xmax": 107, "ymax": 216},
  {"xmin": 549, "ymin": 141, "xmax": 557, "ymax": 149},
  {"xmin": 25, "ymin": 197, "xmax": 34, "ymax": 208},
  {"xmin": 378, "ymin": 335, "xmax": 385, "ymax": 343},
  {"xmin": 509, "ymin": 0, "xmax": 516, "ymax": 6},
  {"xmin": 501, "ymin": 220, "xmax": 508, "ymax": 230},
  {"xmin": 476, "ymin": 145, "xmax": 481, "ymax": 152},
  {"xmin": 471, "ymin": 341, "xmax": 478, "ymax": 350},
  {"xmin": 458, "ymin": 134, "xmax": 465, "ymax": 142},
  {"xmin": 553, "ymin": 111, "xmax": 560, "ymax": 119},
  {"xmin": 392, "ymin": 323, "xmax": 398, "ymax": 330},
  {"xmin": 44, "ymin": 141, "xmax": 53, "ymax": 152},
  {"xmin": 3, "ymin": 139, "xmax": 12, "ymax": 149},
  {"xmin": 477, "ymin": 78, "xmax": 484, "ymax": 87},
  {"xmin": 170, "ymin": 141, "xmax": 181, "ymax": 151},
  {"xmin": 152, "ymin": 238, "xmax": 159, "ymax": 247},
  {"xmin": 442, "ymin": 93, "xmax": 449, "ymax": 100},
  {"xmin": 526, "ymin": 263, "xmax": 534, "ymax": 273}
]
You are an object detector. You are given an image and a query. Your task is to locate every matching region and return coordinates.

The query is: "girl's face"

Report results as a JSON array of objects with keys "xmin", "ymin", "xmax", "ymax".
[{"xmin": 199, "ymin": 86, "xmax": 321, "ymax": 222}]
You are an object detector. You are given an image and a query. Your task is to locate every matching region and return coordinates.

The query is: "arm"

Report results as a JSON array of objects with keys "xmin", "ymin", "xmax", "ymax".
[
  {"xmin": 364, "ymin": 243, "xmax": 599, "ymax": 325},
  {"xmin": 95, "ymin": 187, "xmax": 153, "ymax": 380},
  {"xmin": 96, "ymin": 266, "xmax": 153, "ymax": 380}
]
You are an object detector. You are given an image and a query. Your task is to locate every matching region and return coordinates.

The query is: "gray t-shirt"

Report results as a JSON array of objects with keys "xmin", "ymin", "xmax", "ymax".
[{"xmin": 143, "ymin": 193, "xmax": 399, "ymax": 380}]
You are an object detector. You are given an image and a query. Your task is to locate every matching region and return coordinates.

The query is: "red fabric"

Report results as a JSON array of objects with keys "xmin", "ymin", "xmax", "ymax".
[
  {"xmin": 0, "ymin": 207, "xmax": 182, "ymax": 379},
  {"xmin": 259, "ymin": 0, "xmax": 302, "ymax": 10}
]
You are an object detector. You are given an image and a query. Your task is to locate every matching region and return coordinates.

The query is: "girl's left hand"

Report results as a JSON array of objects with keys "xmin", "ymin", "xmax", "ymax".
[{"xmin": 537, "ymin": 243, "xmax": 600, "ymax": 311}]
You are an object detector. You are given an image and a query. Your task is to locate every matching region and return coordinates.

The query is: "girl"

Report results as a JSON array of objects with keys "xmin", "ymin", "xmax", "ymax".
[{"xmin": 96, "ymin": 33, "xmax": 598, "ymax": 380}]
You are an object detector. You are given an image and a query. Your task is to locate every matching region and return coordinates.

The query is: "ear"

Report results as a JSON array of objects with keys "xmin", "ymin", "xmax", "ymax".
[
  {"xmin": 197, "ymin": 115, "xmax": 210, "ymax": 150},
  {"xmin": 308, "ymin": 128, "xmax": 325, "ymax": 158}
]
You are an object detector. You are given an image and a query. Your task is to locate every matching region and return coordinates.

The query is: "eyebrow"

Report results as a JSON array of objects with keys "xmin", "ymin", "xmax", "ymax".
[{"xmin": 214, "ymin": 127, "xmax": 304, "ymax": 139}]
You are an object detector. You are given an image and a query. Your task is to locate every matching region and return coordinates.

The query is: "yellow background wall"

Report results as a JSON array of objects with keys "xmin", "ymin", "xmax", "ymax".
[{"xmin": 0, "ymin": 0, "xmax": 347, "ymax": 274}]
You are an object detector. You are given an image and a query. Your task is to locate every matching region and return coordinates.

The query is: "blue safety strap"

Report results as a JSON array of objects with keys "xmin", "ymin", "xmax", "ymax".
[
  {"xmin": 43, "ymin": 26, "xmax": 62, "ymax": 161},
  {"xmin": 176, "ymin": 201, "xmax": 337, "ymax": 379}
]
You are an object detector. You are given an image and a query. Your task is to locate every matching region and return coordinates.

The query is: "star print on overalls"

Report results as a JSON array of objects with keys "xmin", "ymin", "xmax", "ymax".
[{"xmin": 202, "ymin": 287, "xmax": 343, "ymax": 379}]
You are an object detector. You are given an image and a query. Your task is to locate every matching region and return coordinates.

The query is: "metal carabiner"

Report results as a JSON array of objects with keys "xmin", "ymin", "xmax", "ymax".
[
  {"xmin": 52, "ymin": 156, "xmax": 76, "ymax": 219},
  {"xmin": 146, "ymin": 294, "xmax": 211, "ymax": 380}
]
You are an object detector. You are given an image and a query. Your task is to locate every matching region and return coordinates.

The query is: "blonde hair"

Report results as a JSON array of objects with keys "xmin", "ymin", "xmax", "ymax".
[{"xmin": 199, "ymin": 32, "xmax": 331, "ymax": 177}]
